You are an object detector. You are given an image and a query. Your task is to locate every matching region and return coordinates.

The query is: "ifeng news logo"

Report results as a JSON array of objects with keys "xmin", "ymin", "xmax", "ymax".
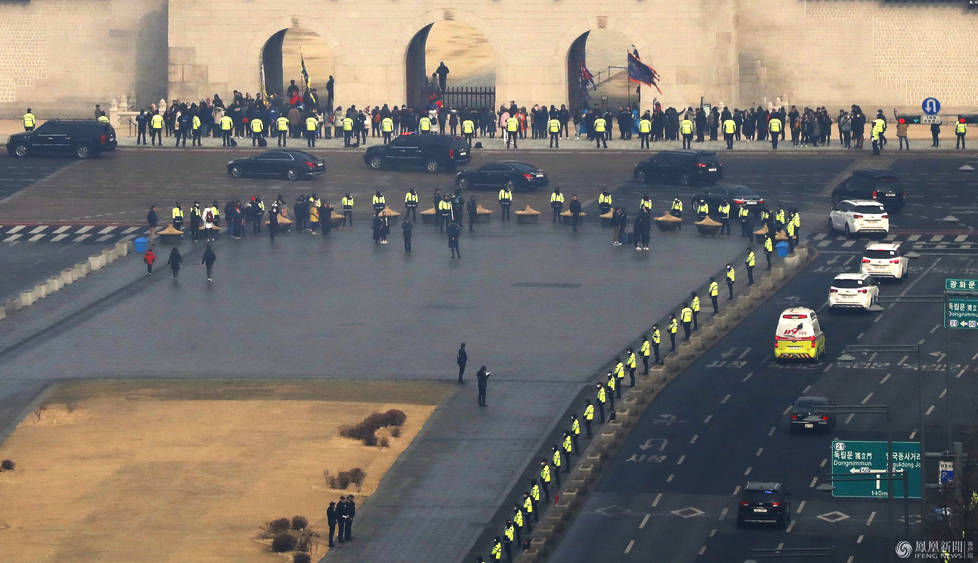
[{"xmin": 895, "ymin": 539, "xmax": 974, "ymax": 560}]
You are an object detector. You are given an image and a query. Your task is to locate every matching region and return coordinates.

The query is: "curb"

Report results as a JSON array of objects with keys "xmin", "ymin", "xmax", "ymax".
[
  {"xmin": 0, "ymin": 240, "xmax": 130, "ymax": 320},
  {"xmin": 517, "ymin": 245, "xmax": 817, "ymax": 562}
]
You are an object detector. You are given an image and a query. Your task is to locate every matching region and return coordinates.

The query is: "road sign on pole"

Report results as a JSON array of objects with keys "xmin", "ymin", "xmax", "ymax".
[
  {"xmin": 831, "ymin": 440, "xmax": 921, "ymax": 498},
  {"xmin": 944, "ymin": 278, "xmax": 978, "ymax": 329},
  {"xmin": 939, "ymin": 460, "xmax": 954, "ymax": 486},
  {"xmin": 922, "ymin": 97, "xmax": 941, "ymax": 115}
]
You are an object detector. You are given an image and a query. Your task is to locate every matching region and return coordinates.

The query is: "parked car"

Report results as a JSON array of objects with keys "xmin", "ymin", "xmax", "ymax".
[
  {"xmin": 832, "ymin": 169, "xmax": 905, "ymax": 211},
  {"xmin": 829, "ymin": 273, "xmax": 880, "ymax": 311},
  {"xmin": 774, "ymin": 307, "xmax": 825, "ymax": 361},
  {"xmin": 633, "ymin": 150, "xmax": 722, "ymax": 186},
  {"xmin": 695, "ymin": 183, "xmax": 764, "ymax": 215},
  {"xmin": 788, "ymin": 396, "xmax": 834, "ymax": 432},
  {"xmin": 829, "ymin": 199, "xmax": 889, "ymax": 236},
  {"xmin": 227, "ymin": 150, "xmax": 326, "ymax": 180},
  {"xmin": 363, "ymin": 133, "xmax": 470, "ymax": 173},
  {"xmin": 455, "ymin": 161, "xmax": 548, "ymax": 191},
  {"xmin": 737, "ymin": 482, "xmax": 791, "ymax": 528},
  {"xmin": 860, "ymin": 242, "xmax": 908, "ymax": 281},
  {"xmin": 7, "ymin": 119, "xmax": 117, "ymax": 159}
]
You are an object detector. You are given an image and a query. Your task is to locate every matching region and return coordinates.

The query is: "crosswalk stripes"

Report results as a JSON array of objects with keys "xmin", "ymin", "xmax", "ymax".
[
  {"xmin": 809, "ymin": 232, "xmax": 978, "ymax": 252},
  {"xmin": 0, "ymin": 224, "xmax": 148, "ymax": 244}
]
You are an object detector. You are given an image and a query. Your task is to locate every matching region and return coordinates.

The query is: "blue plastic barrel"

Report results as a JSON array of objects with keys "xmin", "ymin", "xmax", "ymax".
[
  {"xmin": 775, "ymin": 241, "xmax": 790, "ymax": 258},
  {"xmin": 133, "ymin": 236, "xmax": 148, "ymax": 253}
]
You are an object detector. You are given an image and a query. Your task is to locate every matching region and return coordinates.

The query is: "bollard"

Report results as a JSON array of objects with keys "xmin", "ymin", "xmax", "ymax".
[
  {"xmin": 32, "ymin": 283, "xmax": 47, "ymax": 300},
  {"xmin": 560, "ymin": 488, "xmax": 580, "ymax": 510},
  {"xmin": 794, "ymin": 245, "xmax": 809, "ymax": 262},
  {"xmin": 61, "ymin": 268, "xmax": 75, "ymax": 285},
  {"xmin": 20, "ymin": 290, "xmax": 36, "ymax": 308},
  {"xmin": 783, "ymin": 253, "xmax": 801, "ymax": 271},
  {"xmin": 688, "ymin": 334, "xmax": 704, "ymax": 351},
  {"xmin": 5, "ymin": 297, "xmax": 21, "ymax": 313},
  {"xmin": 88, "ymin": 255, "xmax": 104, "ymax": 271},
  {"xmin": 45, "ymin": 277, "xmax": 62, "ymax": 294},
  {"xmin": 699, "ymin": 325, "xmax": 717, "ymax": 342},
  {"xmin": 712, "ymin": 312, "xmax": 728, "ymax": 330},
  {"xmin": 679, "ymin": 340, "xmax": 696, "ymax": 359},
  {"xmin": 616, "ymin": 407, "xmax": 632, "ymax": 427},
  {"xmin": 0, "ymin": 306, "xmax": 5, "ymax": 321},
  {"xmin": 577, "ymin": 462, "xmax": 595, "ymax": 485},
  {"xmin": 116, "ymin": 240, "xmax": 130, "ymax": 256},
  {"xmin": 74, "ymin": 262, "xmax": 90, "ymax": 278},
  {"xmin": 530, "ymin": 537, "xmax": 548, "ymax": 555},
  {"xmin": 663, "ymin": 355, "xmax": 682, "ymax": 373},
  {"xmin": 648, "ymin": 365, "xmax": 668, "ymax": 383},
  {"xmin": 586, "ymin": 451, "xmax": 604, "ymax": 467},
  {"xmin": 770, "ymin": 265, "xmax": 786, "ymax": 281},
  {"xmin": 534, "ymin": 523, "xmax": 556, "ymax": 543}
]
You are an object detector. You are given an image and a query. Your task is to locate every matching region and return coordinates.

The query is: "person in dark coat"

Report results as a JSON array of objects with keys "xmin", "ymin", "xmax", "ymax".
[
  {"xmin": 166, "ymin": 247, "xmax": 182, "ymax": 278},
  {"xmin": 344, "ymin": 495, "xmax": 356, "ymax": 541},
  {"xmin": 402, "ymin": 218, "xmax": 413, "ymax": 253},
  {"xmin": 372, "ymin": 215, "xmax": 383, "ymax": 245},
  {"xmin": 457, "ymin": 343, "xmax": 467, "ymax": 383},
  {"xmin": 326, "ymin": 501, "xmax": 337, "ymax": 547},
  {"xmin": 146, "ymin": 205, "xmax": 158, "ymax": 240},
  {"xmin": 476, "ymin": 365, "xmax": 491, "ymax": 406},
  {"xmin": 447, "ymin": 220, "xmax": 461, "ymax": 258},
  {"xmin": 466, "ymin": 195, "xmax": 478, "ymax": 232},
  {"xmin": 569, "ymin": 195, "xmax": 582, "ymax": 232},
  {"xmin": 336, "ymin": 497, "xmax": 347, "ymax": 543},
  {"xmin": 322, "ymin": 201, "xmax": 334, "ymax": 236},
  {"xmin": 202, "ymin": 243, "xmax": 216, "ymax": 283}
]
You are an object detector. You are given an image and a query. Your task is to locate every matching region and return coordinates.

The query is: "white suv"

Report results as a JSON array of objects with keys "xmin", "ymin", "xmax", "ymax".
[
  {"xmin": 860, "ymin": 242, "xmax": 908, "ymax": 281},
  {"xmin": 829, "ymin": 199, "xmax": 889, "ymax": 236},
  {"xmin": 829, "ymin": 273, "xmax": 880, "ymax": 311}
]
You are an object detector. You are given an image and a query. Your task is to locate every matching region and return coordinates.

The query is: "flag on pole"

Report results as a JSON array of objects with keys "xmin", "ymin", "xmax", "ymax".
[
  {"xmin": 258, "ymin": 54, "xmax": 268, "ymax": 100},
  {"xmin": 300, "ymin": 49, "xmax": 316, "ymax": 104},
  {"xmin": 627, "ymin": 51, "xmax": 662, "ymax": 94},
  {"xmin": 578, "ymin": 57, "xmax": 596, "ymax": 100}
]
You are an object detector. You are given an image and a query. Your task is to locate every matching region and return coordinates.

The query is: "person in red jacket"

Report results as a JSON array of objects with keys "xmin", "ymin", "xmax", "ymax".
[{"xmin": 144, "ymin": 247, "xmax": 156, "ymax": 276}]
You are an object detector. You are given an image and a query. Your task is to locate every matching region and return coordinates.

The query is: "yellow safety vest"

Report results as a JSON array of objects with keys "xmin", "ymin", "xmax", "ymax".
[
  {"xmin": 220, "ymin": 115, "xmax": 233, "ymax": 130},
  {"xmin": 614, "ymin": 362, "xmax": 624, "ymax": 379},
  {"xmin": 956, "ymin": 121, "xmax": 967, "ymax": 134},
  {"xmin": 768, "ymin": 118, "xmax": 782, "ymax": 133},
  {"xmin": 584, "ymin": 404, "xmax": 594, "ymax": 420},
  {"xmin": 462, "ymin": 120, "xmax": 474, "ymax": 134},
  {"xmin": 562, "ymin": 435, "xmax": 572, "ymax": 454},
  {"xmin": 764, "ymin": 238, "xmax": 773, "ymax": 252},
  {"xmin": 342, "ymin": 196, "xmax": 354, "ymax": 208},
  {"xmin": 97, "ymin": 115, "xmax": 109, "ymax": 123},
  {"xmin": 652, "ymin": 329, "xmax": 661, "ymax": 344},
  {"xmin": 639, "ymin": 119, "xmax": 651, "ymax": 133},
  {"xmin": 551, "ymin": 192, "xmax": 564, "ymax": 204},
  {"xmin": 593, "ymin": 118, "xmax": 606, "ymax": 133},
  {"xmin": 709, "ymin": 281, "xmax": 719, "ymax": 296},
  {"xmin": 746, "ymin": 251, "xmax": 756, "ymax": 268},
  {"xmin": 739, "ymin": 206, "xmax": 749, "ymax": 219},
  {"xmin": 697, "ymin": 203, "xmax": 709, "ymax": 215},
  {"xmin": 597, "ymin": 386, "xmax": 606, "ymax": 403},
  {"xmin": 506, "ymin": 117, "xmax": 518, "ymax": 132},
  {"xmin": 504, "ymin": 524, "xmax": 514, "ymax": 542},
  {"xmin": 540, "ymin": 464, "xmax": 551, "ymax": 482},
  {"xmin": 626, "ymin": 353, "xmax": 637, "ymax": 369},
  {"xmin": 691, "ymin": 296, "xmax": 700, "ymax": 312},
  {"xmin": 672, "ymin": 199, "xmax": 683, "ymax": 212},
  {"xmin": 599, "ymin": 193, "xmax": 612, "ymax": 206},
  {"xmin": 172, "ymin": 207, "xmax": 183, "ymax": 219},
  {"xmin": 669, "ymin": 319, "xmax": 678, "ymax": 333},
  {"xmin": 405, "ymin": 192, "xmax": 418, "ymax": 204},
  {"xmin": 373, "ymin": 195, "xmax": 386, "ymax": 206},
  {"xmin": 640, "ymin": 199, "xmax": 652, "ymax": 211},
  {"xmin": 726, "ymin": 268, "xmax": 735, "ymax": 282},
  {"xmin": 23, "ymin": 113, "xmax": 35, "ymax": 127},
  {"xmin": 553, "ymin": 449, "xmax": 561, "ymax": 467},
  {"xmin": 723, "ymin": 119, "xmax": 736, "ymax": 134},
  {"xmin": 277, "ymin": 116, "xmax": 289, "ymax": 131},
  {"xmin": 548, "ymin": 119, "xmax": 560, "ymax": 133},
  {"xmin": 607, "ymin": 375, "xmax": 616, "ymax": 391},
  {"xmin": 681, "ymin": 307, "xmax": 692, "ymax": 323},
  {"xmin": 498, "ymin": 189, "xmax": 512, "ymax": 202},
  {"xmin": 250, "ymin": 118, "xmax": 263, "ymax": 133},
  {"xmin": 306, "ymin": 116, "xmax": 318, "ymax": 131},
  {"xmin": 191, "ymin": 116, "xmax": 200, "ymax": 130},
  {"xmin": 382, "ymin": 117, "xmax": 393, "ymax": 132},
  {"xmin": 151, "ymin": 114, "xmax": 164, "ymax": 129},
  {"xmin": 419, "ymin": 117, "xmax": 431, "ymax": 131},
  {"xmin": 680, "ymin": 119, "xmax": 693, "ymax": 135},
  {"xmin": 343, "ymin": 117, "xmax": 353, "ymax": 131},
  {"xmin": 640, "ymin": 339, "xmax": 650, "ymax": 356},
  {"xmin": 491, "ymin": 542, "xmax": 502, "ymax": 559},
  {"xmin": 514, "ymin": 508, "xmax": 524, "ymax": 527},
  {"xmin": 719, "ymin": 203, "xmax": 730, "ymax": 218}
]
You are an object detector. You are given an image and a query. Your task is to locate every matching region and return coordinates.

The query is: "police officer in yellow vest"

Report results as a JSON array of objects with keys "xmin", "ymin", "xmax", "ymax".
[
  {"xmin": 763, "ymin": 235, "xmax": 774, "ymax": 269},
  {"xmin": 220, "ymin": 114, "xmax": 233, "ymax": 147},
  {"xmin": 723, "ymin": 117, "xmax": 736, "ymax": 150},
  {"xmin": 23, "ymin": 108, "xmax": 35, "ymax": 131},
  {"xmin": 625, "ymin": 347, "xmax": 638, "ymax": 387},
  {"xmin": 461, "ymin": 117, "xmax": 475, "ymax": 147},
  {"xmin": 548, "ymin": 117, "xmax": 561, "ymax": 148},
  {"xmin": 381, "ymin": 116, "xmax": 394, "ymax": 144},
  {"xmin": 438, "ymin": 195, "xmax": 453, "ymax": 233},
  {"xmin": 550, "ymin": 187, "xmax": 565, "ymax": 223},
  {"xmin": 639, "ymin": 334, "xmax": 651, "ymax": 374},
  {"xmin": 651, "ymin": 324, "xmax": 662, "ymax": 365},
  {"xmin": 583, "ymin": 400, "xmax": 594, "ymax": 437},
  {"xmin": 671, "ymin": 196, "xmax": 684, "ymax": 229},
  {"xmin": 668, "ymin": 313, "xmax": 678, "ymax": 351},
  {"xmin": 638, "ymin": 113, "xmax": 652, "ymax": 149},
  {"xmin": 738, "ymin": 204, "xmax": 751, "ymax": 237},
  {"xmin": 690, "ymin": 291, "xmax": 701, "ymax": 330},
  {"xmin": 718, "ymin": 200, "xmax": 732, "ymax": 235},
  {"xmin": 680, "ymin": 115, "xmax": 694, "ymax": 149},
  {"xmin": 276, "ymin": 115, "xmax": 290, "ymax": 147},
  {"xmin": 171, "ymin": 202, "xmax": 184, "ymax": 231},
  {"xmin": 150, "ymin": 111, "xmax": 164, "ymax": 146},
  {"xmin": 955, "ymin": 117, "xmax": 967, "ymax": 150},
  {"xmin": 696, "ymin": 199, "xmax": 709, "ymax": 221},
  {"xmin": 598, "ymin": 189, "xmax": 613, "ymax": 216},
  {"xmin": 249, "ymin": 115, "xmax": 263, "ymax": 147},
  {"xmin": 768, "ymin": 116, "xmax": 783, "ymax": 149},
  {"xmin": 419, "ymin": 115, "xmax": 431, "ymax": 135},
  {"xmin": 341, "ymin": 192, "xmax": 354, "ymax": 226},
  {"xmin": 506, "ymin": 115, "xmax": 519, "ymax": 149},
  {"xmin": 593, "ymin": 114, "xmax": 607, "ymax": 149},
  {"xmin": 871, "ymin": 115, "xmax": 886, "ymax": 155},
  {"xmin": 97, "ymin": 114, "xmax": 109, "ymax": 124},
  {"xmin": 498, "ymin": 185, "xmax": 512, "ymax": 222},
  {"xmin": 305, "ymin": 114, "xmax": 319, "ymax": 147},
  {"xmin": 404, "ymin": 187, "xmax": 419, "ymax": 222},
  {"xmin": 639, "ymin": 193, "xmax": 653, "ymax": 213},
  {"xmin": 342, "ymin": 115, "xmax": 354, "ymax": 147},
  {"xmin": 372, "ymin": 190, "xmax": 386, "ymax": 215},
  {"xmin": 191, "ymin": 113, "xmax": 202, "ymax": 147},
  {"xmin": 680, "ymin": 303, "xmax": 693, "ymax": 340},
  {"xmin": 745, "ymin": 247, "xmax": 756, "ymax": 285},
  {"xmin": 725, "ymin": 264, "xmax": 736, "ymax": 299},
  {"xmin": 595, "ymin": 382, "xmax": 607, "ymax": 423},
  {"xmin": 708, "ymin": 277, "xmax": 720, "ymax": 313}
]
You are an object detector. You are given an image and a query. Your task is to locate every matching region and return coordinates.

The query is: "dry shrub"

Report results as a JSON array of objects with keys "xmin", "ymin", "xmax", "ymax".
[
  {"xmin": 268, "ymin": 517, "xmax": 291, "ymax": 534},
  {"xmin": 326, "ymin": 467, "xmax": 367, "ymax": 491},
  {"xmin": 291, "ymin": 515, "xmax": 308, "ymax": 531},
  {"xmin": 339, "ymin": 409, "xmax": 407, "ymax": 446},
  {"xmin": 390, "ymin": 426, "xmax": 401, "ymax": 438},
  {"xmin": 295, "ymin": 528, "xmax": 319, "ymax": 552},
  {"xmin": 294, "ymin": 554, "xmax": 311, "ymax": 563},
  {"xmin": 1, "ymin": 460, "xmax": 15, "ymax": 471},
  {"xmin": 272, "ymin": 533, "xmax": 297, "ymax": 553}
]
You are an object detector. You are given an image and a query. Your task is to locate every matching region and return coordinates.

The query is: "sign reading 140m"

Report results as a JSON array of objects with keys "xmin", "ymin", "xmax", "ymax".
[{"xmin": 831, "ymin": 440, "xmax": 921, "ymax": 499}]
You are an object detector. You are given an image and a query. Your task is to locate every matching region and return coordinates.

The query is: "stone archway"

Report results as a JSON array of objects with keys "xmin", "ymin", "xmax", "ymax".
[
  {"xmin": 260, "ymin": 26, "xmax": 335, "ymax": 103},
  {"xmin": 404, "ymin": 19, "xmax": 497, "ymax": 110},
  {"xmin": 567, "ymin": 27, "xmax": 644, "ymax": 112}
]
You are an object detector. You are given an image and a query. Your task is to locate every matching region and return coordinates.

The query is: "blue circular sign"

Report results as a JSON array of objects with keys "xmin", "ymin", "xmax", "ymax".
[{"xmin": 922, "ymin": 97, "xmax": 941, "ymax": 115}]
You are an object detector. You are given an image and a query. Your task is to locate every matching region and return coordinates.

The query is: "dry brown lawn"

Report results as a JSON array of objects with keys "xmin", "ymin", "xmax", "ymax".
[{"xmin": 0, "ymin": 379, "xmax": 452, "ymax": 562}]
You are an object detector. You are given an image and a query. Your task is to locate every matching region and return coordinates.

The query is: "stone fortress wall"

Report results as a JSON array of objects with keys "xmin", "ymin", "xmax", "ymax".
[{"xmin": 0, "ymin": 0, "xmax": 975, "ymax": 117}]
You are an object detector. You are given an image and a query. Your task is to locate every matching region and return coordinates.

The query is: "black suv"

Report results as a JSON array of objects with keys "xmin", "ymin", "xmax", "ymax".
[
  {"xmin": 364, "ymin": 133, "xmax": 470, "ymax": 173},
  {"xmin": 737, "ymin": 481, "xmax": 791, "ymax": 528},
  {"xmin": 7, "ymin": 120, "xmax": 117, "ymax": 159},
  {"xmin": 633, "ymin": 150, "xmax": 721, "ymax": 186},
  {"xmin": 832, "ymin": 169, "xmax": 905, "ymax": 211}
]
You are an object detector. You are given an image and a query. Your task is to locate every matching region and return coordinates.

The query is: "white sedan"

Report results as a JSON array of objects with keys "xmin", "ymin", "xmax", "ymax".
[
  {"xmin": 829, "ymin": 199, "xmax": 889, "ymax": 236},
  {"xmin": 829, "ymin": 273, "xmax": 880, "ymax": 311},
  {"xmin": 860, "ymin": 242, "xmax": 908, "ymax": 281}
]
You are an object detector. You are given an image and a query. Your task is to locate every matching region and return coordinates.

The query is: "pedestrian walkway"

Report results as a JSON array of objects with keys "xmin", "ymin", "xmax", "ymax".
[
  {"xmin": 809, "ymin": 231, "xmax": 978, "ymax": 252},
  {"xmin": 0, "ymin": 224, "xmax": 145, "ymax": 244}
]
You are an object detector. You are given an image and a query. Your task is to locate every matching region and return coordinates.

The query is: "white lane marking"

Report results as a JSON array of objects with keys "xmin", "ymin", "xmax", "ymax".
[
  {"xmin": 53, "ymin": 225, "xmax": 70, "ymax": 233},
  {"xmin": 874, "ymin": 313, "xmax": 884, "ymax": 324},
  {"xmin": 703, "ymin": 414, "xmax": 713, "ymax": 424},
  {"xmin": 814, "ymin": 233, "xmax": 827, "ymax": 240},
  {"xmin": 709, "ymin": 528, "xmax": 717, "ymax": 538},
  {"xmin": 29, "ymin": 225, "xmax": 48, "ymax": 234},
  {"xmin": 926, "ymin": 405, "xmax": 935, "ymax": 416},
  {"xmin": 782, "ymin": 405, "xmax": 791, "ymax": 415},
  {"xmin": 639, "ymin": 513, "xmax": 650, "ymax": 529},
  {"xmin": 7, "ymin": 225, "xmax": 24, "ymax": 233},
  {"xmin": 842, "ymin": 240, "xmax": 856, "ymax": 248},
  {"xmin": 99, "ymin": 226, "xmax": 117, "ymax": 234},
  {"xmin": 625, "ymin": 539, "xmax": 635, "ymax": 554},
  {"xmin": 776, "ymin": 542, "xmax": 784, "ymax": 552},
  {"xmin": 810, "ymin": 477, "xmax": 818, "ymax": 488},
  {"xmin": 96, "ymin": 234, "xmax": 113, "ymax": 242},
  {"xmin": 919, "ymin": 339, "xmax": 927, "ymax": 346},
  {"xmin": 954, "ymin": 235, "xmax": 968, "ymax": 243},
  {"xmin": 820, "ymin": 458, "xmax": 828, "ymax": 468},
  {"xmin": 677, "ymin": 454, "xmax": 686, "ymax": 465},
  {"xmin": 741, "ymin": 372, "xmax": 753, "ymax": 382},
  {"xmin": 122, "ymin": 226, "xmax": 139, "ymax": 234},
  {"xmin": 845, "ymin": 413, "xmax": 855, "ymax": 424},
  {"xmin": 909, "ymin": 429, "xmax": 917, "ymax": 440},
  {"xmin": 867, "ymin": 352, "xmax": 878, "ymax": 363},
  {"xmin": 847, "ymin": 556, "xmax": 855, "ymax": 563},
  {"xmin": 719, "ymin": 507, "xmax": 728, "ymax": 520},
  {"xmin": 744, "ymin": 466, "xmax": 752, "ymax": 476},
  {"xmin": 818, "ymin": 239, "xmax": 831, "ymax": 248},
  {"xmin": 786, "ymin": 520, "xmax": 796, "ymax": 533},
  {"xmin": 667, "ymin": 474, "xmax": 674, "ymax": 483},
  {"xmin": 939, "ymin": 388, "xmax": 947, "ymax": 399},
  {"xmin": 721, "ymin": 394, "xmax": 732, "ymax": 404},
  {"xmin": 660, "ymin": 440, "xmax": 668, "ymax": 452},
  {"xmin": 880, "ymin": 373, "xmax": 891, "ymax": 385},
  {"xmin": 898, "ymin": 355, "xmax": 909, "ymax": 366},
  {"xmin": 823, "ymin": 363, "xmax": 832, "ymax": 373},
  {"xmin": 930, "ymin": 324, "xmax": 941, "ymax": 334},
  {"xmin": 28, "ymin": 234, "xmax": 45, "ymax": 241},
  {"xmin": 768, "ymin": 426, "xmax": 777, "ymax": 437},
  {"xmin": 652, "ymin": 493, "xmax": 663, "ymax": 507},
  {"xmin": 861, "ymin": 392, "xmax": 874, "ymax": 405},
  {"xmin": 930, "ymin": 234, "xmax": 943, "ymax": 242},
  {"xmin": 738, "ymin": 347, "xmax": 751, "ymax": 360},
  {"xmin": 957, "ymin": 366, "xmax": 968, "ymax": 378},
  {"xmin": 972, "ymin": 351, "xmax": 978, "ymax": 361},
  {"xmin": 77, "ymin": 225, "xmax": 93, "ymax": 233},
  {"xmin": 690, "ymin": 434, "xmax": 699, "ymax": 444},
  {"xmin": 857, "ymin": 534, "xmax": 864, "ymax": 544},
  {"xmin": 698, "ymin": 545, "xmax": 706, "ymax": 556},
  {"xmin": 908, "ymin": 234, "xmax": 921, "ymax": 241},
  {"xmin": 51, "ymin": 234, "xmax": 68, "ymax": 242},
  {"xmin": 796, "ymin": 500, "xmax": 807, "ymax": 514},
  {"xmin": 756, "ymin": 447, "xmax": 764, "ymax": 457},
  {"xmin": 867, "ymin": 511, "xmax": 876, "ymax": 526},
  {"xmin": 731, "ymin": 485, "xmax": 741, "ymax": 496},
  {"xmin": 843, "ymin": 256, "xmax": 855, "ymax": 266},
  {"xmin": 856, "ymin": 331, "xmax": 865, "ymax": 340},
  {"xmin": 802, "ymin": 384, "xmax": 812, "ymax": 394}
]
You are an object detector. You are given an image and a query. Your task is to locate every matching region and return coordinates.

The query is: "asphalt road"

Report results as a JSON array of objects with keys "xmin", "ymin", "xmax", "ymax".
[{"xmin": 551, "ymin": 243, "xmax": 978, "ymax": 563}]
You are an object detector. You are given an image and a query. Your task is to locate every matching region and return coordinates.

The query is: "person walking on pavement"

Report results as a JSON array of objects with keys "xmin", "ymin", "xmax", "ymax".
[
  {"xmin": 402, "ymin": 218, "xmax": 413, "ymax": 253},
  {"xmin": 745, "ymin": 247, "xmax": 756, "ymax": 285},
  {"xmin": 146, "ymin": 205, "xmax": 158, "ymax": 241},
  {"xmin": 202, "ymin": 243, "xmax": 216, "ymax": 283},
  {"xmin": 595, "ymin": 382, "xmax": 607, "ymax": 423},
  {"xmin": 709, "ymin": 277, "xmax": 720, "ymax": 314},
  {"xmin": 476, "ymin": 365, "xmax": 491, "ymax": 406},
  {"xmin": 668, "ymin": 314, "xmax": 678, "ymax": 351},
  {"xmin": 166, "ymin": 247, "xmax": 182, "ymax": 279},
  {"xmin": 448, "ymin": 220, "xmax": 461, "ymax": 258},
  {"xmin": 326, "ymin": 501, "xmax": 337, "ymax": 547},
  {"xmin": 690, "ymin": 291, "xmax": 701, "ymax": 330},
  {"xmin": 726, "ymin": 264, "xmax": 736, "ymax": 299},
  {"xmin": 457, "ymin": 343, "xmax": 467, "ymax": 383},
  {"xmin": 583, "ymin": 400, "xmax": 594, "ymax": 438},
  {"xmin": 144, "ymin": 246, "xmax": 156, "ymax": 276},
  {"xmin": 651, "ymin": 324, "xmax": 662, "ymax": 365}
]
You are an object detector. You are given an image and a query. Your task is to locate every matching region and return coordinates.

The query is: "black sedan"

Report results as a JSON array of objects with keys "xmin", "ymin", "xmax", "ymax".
[
  {"xmin": 227, "ymin": 150, "xmax": 326, "ymax": 181},
  {"xmin": 788, "ymin": 396, "xmax": 834, "ymax": 432},
  {"xmin": 455, "ymin": 161, "xmax": 548, "ymax": 191},
  {"xmin": 696, "ymin": 183, "xmax": 764, "ymax": 214}
]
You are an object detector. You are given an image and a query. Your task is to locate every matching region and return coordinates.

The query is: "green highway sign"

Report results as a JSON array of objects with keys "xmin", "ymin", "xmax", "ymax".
[
  {"xmin": 945, "ymin": 278, "xmax": 978, "ymax": 291},
  {"xmin": 831, "ymin": 440, "xmax": 921, "ymax": 498},
  {"xmin": 946, "ymin": 296, "xmax": 978, "ymax": 329}
]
